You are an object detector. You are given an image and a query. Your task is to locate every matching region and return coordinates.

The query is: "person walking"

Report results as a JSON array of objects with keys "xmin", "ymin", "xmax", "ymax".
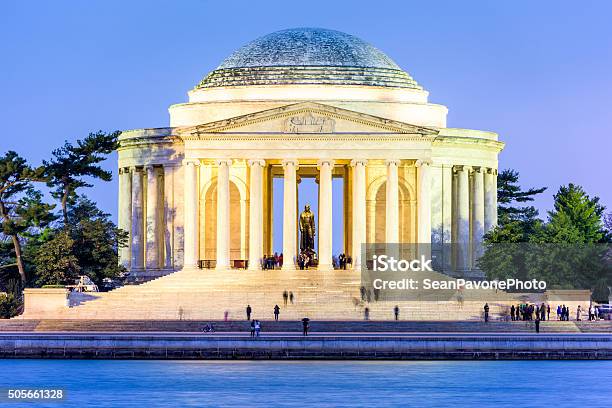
[
  {"xmin": 246, "ymin": 304, "xmax": 252, "ymax": 320},
  {"xmin": 274, "ymin": 304, "xmax": 280, "ymax": 321},
  {"xmin": 394, "ymin": 305, "xmax": 400, "ymax": 321},
  {"xmin": 510, "ymin": 305, "xmax": 515, "ymax": 321},
  {"xmin": 547, "ymin": 304, "xmax": 551, "ymax": 321},
  {"xmin": 484, "ymin": 303, "xmax": 490, "ymax": 323},
  {"xmin": 557, "ymin": 305, "xmax": 562, "ymax": 320},
  {"xmin": 289, "ymin": 292, "xmax": 294, "ymax": 304},
  {"xmin": 302, "ymin": 317, "xmax": 310, "ymax": 336},
  {"xmin": 283, "ymin": 290, "xmax": 288, "ymax": 306},
  {"xmin": 250, "ymin": 319, "xmax": 255, "ymax": 337}
]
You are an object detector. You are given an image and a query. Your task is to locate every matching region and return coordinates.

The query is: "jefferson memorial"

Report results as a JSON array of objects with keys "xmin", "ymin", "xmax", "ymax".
[{"xmin": 118, "ymin": 28, "xmax": 503, "ymax": 280}]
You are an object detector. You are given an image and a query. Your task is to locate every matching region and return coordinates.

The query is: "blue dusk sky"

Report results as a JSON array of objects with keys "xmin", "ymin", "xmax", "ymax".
[{"xmin": 1, "ymin": 1, "xmax": 611, "ymax": 253}]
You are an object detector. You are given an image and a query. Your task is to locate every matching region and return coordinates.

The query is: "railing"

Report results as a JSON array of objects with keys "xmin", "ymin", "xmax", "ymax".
[{"xmin": 198, "ymin": 260, "xmax": 249, "ymax": 269}]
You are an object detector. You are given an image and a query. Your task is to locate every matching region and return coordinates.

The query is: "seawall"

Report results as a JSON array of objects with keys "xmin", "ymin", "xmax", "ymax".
[{"xmin": 1, "ymin": 333, "xmax": 611, "ymax": 360}]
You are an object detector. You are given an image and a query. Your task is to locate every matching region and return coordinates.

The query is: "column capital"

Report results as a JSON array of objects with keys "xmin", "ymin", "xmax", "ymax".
[
  {"xmin": 144, "ymin": 164, "xmax": 156, "ymax": 172},
  {"xmin": 385, "ymin": 159, "xmax": 401, "ymax": 167},
  {"xmin": 247, "ymin": 159, "xmax": 266, "ymax": 168},
  {"xmin": 415, "ymin": 159, "xmax": 432, "ymax": 168},
  {"xmin": 350, "ymin": 159, "xmax": 368, "ymax": 167},
  {"xmin": 182, "ymin": 159, "xmax": 200, "ymax": 167},
  {"xmin": 281, "ymin": 159, "xmax": 299, "ymax": 168},
  {"xmin": 453, "ymin": 165, "xmax": 472, "ymax": 173},
  {"xmin": 317, "ymin": 159, "xmax": 335, "ymax": 168},
  {"xmin": 486, "ymin": 168, "xmax": 498, "ymax": 175},
  {"xmin": 215, "ymin": 159, "xmax": 232, "ymax": 167},
  {"xmin": 472, "ymin": 166, "xmax": 485, "ymax": 173}
]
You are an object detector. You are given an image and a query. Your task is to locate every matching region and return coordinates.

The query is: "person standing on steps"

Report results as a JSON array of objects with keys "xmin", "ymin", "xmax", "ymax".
[
  {"xmin": 274, "ymin": 304, "xmax": 280, "ymax": 321},
  {"xmin": 250, "ymin": 319, "xmax": 255, "ymax": 337},
  {"xmin": 394, "ymin": 305, "xmax": 400, "ymax": 321},
  {"xmin": 302, "ymin": 317, "xmax": 310, "ymax": 336},
  {"xmin": 255, "ymin": 320, "xmax": 261, "ymax": 337},
  {"xmin": 289, "ymin": 291, "xmax": 294, "ymax": 304},
  {"xmin": 364, "ymin": 307, "xmax": 370, "ymax": 321},
  {"xmin": 535, "ymin": 314, "xmax": 540, "ymax": 333},
  {"xmin": 283, "ymin": 290, "xmax": 288, "ymax": 306},
  {"xmin": 484, "ymin": 303, "xmax": 490, "ymax": 323},
  {"xmin": 246, "ymin": 304, "xmax": 252, "ymax": 320}
]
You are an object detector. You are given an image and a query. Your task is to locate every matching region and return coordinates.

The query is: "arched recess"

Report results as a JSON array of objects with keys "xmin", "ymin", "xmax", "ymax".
[
  {"xmin": 366, "ymin": 175, "xmax": 415, "ymax": 244},
  {"xmin": 200, "ymin": 176, "xmax": 249, "ymax": 262}
]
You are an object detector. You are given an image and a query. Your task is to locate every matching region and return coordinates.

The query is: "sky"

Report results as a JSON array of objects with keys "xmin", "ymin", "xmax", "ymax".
[{"xmin": 1, "ymin": 1, "xmax": 611, "ymax": 252}]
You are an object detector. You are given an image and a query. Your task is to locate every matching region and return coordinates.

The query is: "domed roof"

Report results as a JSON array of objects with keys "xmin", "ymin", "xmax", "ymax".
[
  {"xmin": 196, "ymin": 28, "xmax": 421, "ymax": 90},
  {"xmin": 217, "ymin": 28, "xmax": 401, "ymax": 70}
]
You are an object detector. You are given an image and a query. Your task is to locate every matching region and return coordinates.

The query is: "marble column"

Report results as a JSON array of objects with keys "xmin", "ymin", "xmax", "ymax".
[
  {"xmin": 455, "ymin": 165, "xmax": 471, "ymax": 272},
  {"xmin": 145, "ymin": 166, "xmax": 161, "ymax": 269},
  {"xmin": 351, "ymin": 159, "xmax": 367, "ymax": 269},
  {"xmin": 416, "ymin": 160, "xmax": 432, "ymax": 244},
  {"xmin": 130, "ymin": 167, "xmax": 144, "ymax": 270},
  {"xmin": 472, "ymin": 167, "xmax": 485, "ymax": 266},
  {"xmin": 385, "ymin": 160, "xmax": 400, "ymax": 243},
  {"xmin": 118, "ymin": 168, "xmax": 132, "ymax": 268},
  {"xmin": 248, "ymin": 159, "xmax": 265, "ymax": 270},
  {"xmin": 484, "ymin": 168, "xmax": 498, "ymax": 233},
  {"xmin": 183, "ymin": 159, "xmax": 199, "ymax": 269},
  {"xmin": 216, "ymin": 159, "xmax": 232, "ymax": 270},
  {"xmin": 318, "ymin": 159, "xmax": 334, "ymax": 269},
  {"xmin": 282, "ymin": 160, "xmax": 298, "ymax": 270}
]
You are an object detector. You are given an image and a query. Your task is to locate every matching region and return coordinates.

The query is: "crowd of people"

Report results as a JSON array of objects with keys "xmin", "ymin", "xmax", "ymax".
[
  {"xmin": 332, "ymin": 253, "xmax": 352, "ymax": 270},
  {"xmin": 508, "ymin": 303, "xmax": 603, "ymax": 322},
  {"xmin": 260, "ymin": 252, "xmax": 354, "ymax": 270},
  {"xmin": 262, "ymin": 253, "xmax": 283, "ymax": 270}
]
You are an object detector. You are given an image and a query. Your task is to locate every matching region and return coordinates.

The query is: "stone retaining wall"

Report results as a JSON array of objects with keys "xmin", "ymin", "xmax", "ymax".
[{"xmin": 1, "ymin": 334, "xmax": 611, "ymax": 360}]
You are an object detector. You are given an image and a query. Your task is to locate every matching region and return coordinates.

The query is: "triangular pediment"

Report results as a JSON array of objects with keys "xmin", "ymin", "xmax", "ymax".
[{"xmin": 180, "ymin": 102, "xmax": 438, "ymax": 138}]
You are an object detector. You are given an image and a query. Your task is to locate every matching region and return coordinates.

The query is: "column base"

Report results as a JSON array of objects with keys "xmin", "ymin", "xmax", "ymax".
[{"xmin": 318, "ymin": 264, "xmax": 333, "ymax": 271}]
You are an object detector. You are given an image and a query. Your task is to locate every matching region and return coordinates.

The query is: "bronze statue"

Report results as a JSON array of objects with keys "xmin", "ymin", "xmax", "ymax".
[{"xmin": 299, "ymin": 204, "xmax": 315, "ymax": 253}]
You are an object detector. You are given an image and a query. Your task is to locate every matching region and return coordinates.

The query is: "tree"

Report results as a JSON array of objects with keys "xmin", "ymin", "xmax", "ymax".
[
  {"xmin": 535, "ymin": 183, "xmax": 607, "ymax": 244},
  {"xmin": 66, "ymin": 196, "xmax": 128, "ymax": 284},
  {"xmin": 483, "ymin": 169, "xmax": 546, "ymax": 244},
  {"xmin": 44, "ymin": 131, "xmax": 119, "ymax": 225},
  {"xmin": 33, "ymin": 229, "xmax": 80, "ymax": 286},
  {"xmin": 0, "ymin": 152, "xmax": 54, "ymax": 283},
  {"xmin": 497, "ymin": 169, "xmax": 547, "ymax": 222}
]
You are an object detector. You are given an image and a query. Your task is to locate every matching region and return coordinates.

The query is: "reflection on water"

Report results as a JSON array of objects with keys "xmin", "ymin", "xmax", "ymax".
[{"xmin": 1, "ymin": 360, "xmax": 611, "ymax": 407}]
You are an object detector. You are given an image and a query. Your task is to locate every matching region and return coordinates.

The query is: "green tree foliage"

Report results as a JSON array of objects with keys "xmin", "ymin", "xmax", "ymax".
[
  {"xmin": 44, "ymin": 131, "xmax": 119, "ymax": 225},
  {"xmin": 487, "ymin": 169, "xmax": 546, "ymax": 243},
  {"xmin": 534, "ymin": 183, "xmax": 608, "ymax": 244},
  {"xmin": 0, "ymin": 152, "xmax": 55, "ymax": 283},
  {"xmin": 66, "ymin": 197, "xmax": 128, "ymax": 285},
  {"xmin": 480, "ymin": 182, "xmax": 612, "ymax": 298},
  {"xmin": 0, "ymin": 293, "xmax": 21, "ymax": 319},
  {"xmin": 33, "ymin": 229, "xmax": 80, "ymax": 286}
]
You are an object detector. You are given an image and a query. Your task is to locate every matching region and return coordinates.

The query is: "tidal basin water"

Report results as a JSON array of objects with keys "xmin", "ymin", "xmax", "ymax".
[{"xmin": 1, "ymin": 360, "xmax": 611, "ymax": 407}]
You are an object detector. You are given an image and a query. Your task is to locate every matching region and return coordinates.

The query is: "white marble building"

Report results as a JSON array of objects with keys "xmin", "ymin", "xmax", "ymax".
[{"xmin": 118, "ymin": 28, "xmax": 503, "ymax": 280}]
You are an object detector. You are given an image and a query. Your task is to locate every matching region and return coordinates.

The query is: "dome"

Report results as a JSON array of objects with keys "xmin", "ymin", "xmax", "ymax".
[{"xmin": 196, "ymin": 28, "xmax": 421, "ymax": 90}]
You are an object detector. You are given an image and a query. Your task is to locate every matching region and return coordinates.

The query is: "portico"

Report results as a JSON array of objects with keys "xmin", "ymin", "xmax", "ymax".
[{"xmin": 117, "ymin": 28, "xmax": 503, "ymax": 280}]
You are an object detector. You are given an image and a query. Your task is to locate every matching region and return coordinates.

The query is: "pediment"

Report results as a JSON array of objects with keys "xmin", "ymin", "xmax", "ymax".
[{"xmin": 180, "ymin": 102, "xmax": 438, "ymax": 138}]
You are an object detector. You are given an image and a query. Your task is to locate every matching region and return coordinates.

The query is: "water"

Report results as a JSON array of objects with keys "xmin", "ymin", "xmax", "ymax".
[{"xmin": 1, "ymin": 360, "xmax": 611, "ymax": 407}]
